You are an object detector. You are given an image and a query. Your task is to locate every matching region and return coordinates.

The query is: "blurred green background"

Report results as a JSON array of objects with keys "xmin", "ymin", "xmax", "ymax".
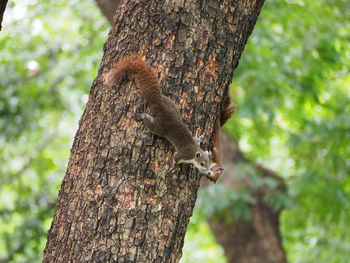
[{"xmin": 0, "ymin": 0, "xmax": 349, "ymax": 262}]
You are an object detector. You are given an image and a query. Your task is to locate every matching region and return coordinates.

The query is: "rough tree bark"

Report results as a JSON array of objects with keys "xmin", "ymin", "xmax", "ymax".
[
  {"xmin": 206, "ymin": 132, "xmax": 287, "ymax": 263},
  {"xmin": 43, "ymin": 0, "xmax": 265, "ymax": 262}
]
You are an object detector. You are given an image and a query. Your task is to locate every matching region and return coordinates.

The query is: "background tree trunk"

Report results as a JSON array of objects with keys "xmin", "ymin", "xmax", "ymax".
[
  {"xmin": 43, "ymin": 0, "xmax": 264, "ymax": 262},
  {"xmin": 206, "ymin": 132, "xmax": 287, "ymax": 263}
]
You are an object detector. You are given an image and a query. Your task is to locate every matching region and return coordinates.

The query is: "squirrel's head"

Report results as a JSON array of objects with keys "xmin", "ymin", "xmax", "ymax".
[
  {"xmin": 206, "ymin": 163, "xmax": 224, "ymax": 183},
  {"xmin": 193, "ymin": 151, "xmax": 224, "ymax": 182},
  {"xmin": 193, "ymin": 150, "xmax": 211, "ymax": 174}
]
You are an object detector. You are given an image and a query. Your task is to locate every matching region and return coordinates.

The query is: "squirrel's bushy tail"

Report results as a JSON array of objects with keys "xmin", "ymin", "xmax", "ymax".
[
  {"xmin": 209, "ymin": 93, "xmax": 236, "ymax": 181},
  {"xmin": 212, "ymin": 93, "xmax": 235, "ymax": 162},
  {"xmin": 220, "ymin": 93, "xmax": 235, "ymax": 126},
  {"xmin": 103, "ymin": 55, "xmax": 162, "ymax": 106}
]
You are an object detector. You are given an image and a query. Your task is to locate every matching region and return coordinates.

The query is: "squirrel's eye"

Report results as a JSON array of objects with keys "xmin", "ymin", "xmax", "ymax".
[
  {"xmin": 200, "ymin": 161, "xmax": 205, "ymax": 166},
  {"xmin": 196, "ymin": 152, "xmax": 201, "ymax": 158},
  {"xmin": 216, "ymin": 168, "xmax": 221, "ymax": 173}
]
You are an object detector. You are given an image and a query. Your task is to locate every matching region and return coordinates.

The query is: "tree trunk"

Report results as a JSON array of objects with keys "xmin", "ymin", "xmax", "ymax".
[
  {"xmin": 207, "ymin": 132, "xmax": 287, "ymax": 263},
  {"xmin": 43, "ymin": 1, "xmax": 265, "ymax": 262},
  {"xmin": 96, "ymin": 2, "xmax": 287, "ymax": 261},
  {"xmin": 95, "ymin": 0, "xmax": 120, "ymax": 23}
]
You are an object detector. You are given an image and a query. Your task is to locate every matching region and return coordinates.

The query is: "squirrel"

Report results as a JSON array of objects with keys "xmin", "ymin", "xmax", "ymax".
[
  {"xmin": 103, "ymin": 55, "xmax": 215, "ymax": 175},
  {"xmin": 206, "ymin": 93, "xmax": 236, "ymax": 182}
]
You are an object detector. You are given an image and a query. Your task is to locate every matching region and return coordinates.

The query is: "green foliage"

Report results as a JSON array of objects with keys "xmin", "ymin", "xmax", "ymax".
[
  {"xmin": 181, "ymin": 213, "xmax": 226, "ymax": 263},
  {"xmin": 196, "ymin": 162, "xmax": 290, "ymax": 223},
  {"xmin": 0, "ymin": 0, "xmax": 109, "ymax": 261}
]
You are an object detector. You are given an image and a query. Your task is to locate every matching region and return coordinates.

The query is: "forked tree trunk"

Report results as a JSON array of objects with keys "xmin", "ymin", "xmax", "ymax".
[
  {"xmin": 43, "ymin": 0, "xmax": 264, "ymax": 262},
  {"xmin": 207, "ymin": 132, "xmax": 287, "ymax": 263}
]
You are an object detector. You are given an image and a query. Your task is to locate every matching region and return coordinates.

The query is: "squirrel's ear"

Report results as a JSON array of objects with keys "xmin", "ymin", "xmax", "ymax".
[
  {"xmin": 195, "ymin": 128, "xmax": 201, "ymax": 138},
  {"xmin": 195, "ymin": 151, "xmax": 201, "ymax": 158}
]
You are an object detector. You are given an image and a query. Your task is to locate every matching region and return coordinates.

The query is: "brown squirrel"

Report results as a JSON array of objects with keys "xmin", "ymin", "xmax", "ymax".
[
  {"xmin": 103, "ymin": 55, "xmax": 215, "ymax": 175},
  {"xmin": 206, "ymin": 93, "xmax": 235, "ymax": 182}
]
